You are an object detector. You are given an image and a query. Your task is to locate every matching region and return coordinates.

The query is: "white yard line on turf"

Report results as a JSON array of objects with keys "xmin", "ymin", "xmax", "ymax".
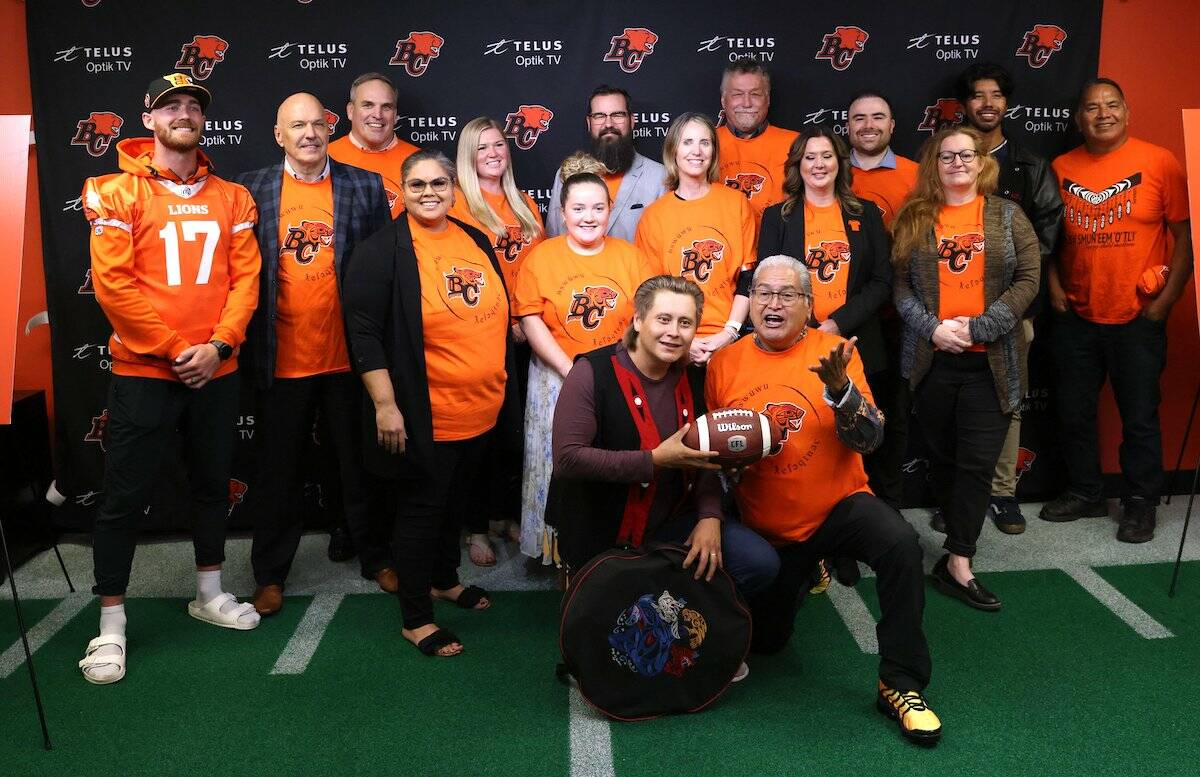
[
  {"xmin": 1060, "ymin": 564, "xmax": 1174, "ymax": 639},
  {"xmin": 569, "ymin": 686, "xmax": 615, "ymax": 777},
  {"xmin": 825, "ymin": 582, "xmax": 880, "ymax": 654},
  {"xmin": 0, "ymin": 591, "xmax": 91, "ymax": 679},
  {"xmin": 270, "ymin": 593, "xmax": 345, "ymax": 675}
]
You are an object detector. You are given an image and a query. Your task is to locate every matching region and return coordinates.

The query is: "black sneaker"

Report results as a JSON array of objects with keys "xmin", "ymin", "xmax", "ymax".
[
  {"xmin": 1039, "ymin": 493, "xmax": 1108, "ymax": 522},
  {"xmin": 989, "ymin": 496, "xmax": 1026, "ymax": 535},
  {"xmin": 1116, "ymin": 499, "xmax": 1157, "ymax": 544},
  {"xmin": 929, "ymin": 509, "xmax": 946, "ymax": 533}
]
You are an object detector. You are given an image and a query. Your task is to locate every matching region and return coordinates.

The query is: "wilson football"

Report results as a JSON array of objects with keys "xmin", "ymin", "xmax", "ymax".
[{"xmin": 682, "ymin": 407, "xmax": 779, "ymax": 467}]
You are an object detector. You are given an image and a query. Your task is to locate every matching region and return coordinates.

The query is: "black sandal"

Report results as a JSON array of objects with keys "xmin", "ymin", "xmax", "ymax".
[
  {"xmin": 414, "ymin": 628, "xmax": 462, "ymax": 657},
  {"xmin": 453, "ymin": 585, "xmax": 490, "ymax": 610}
]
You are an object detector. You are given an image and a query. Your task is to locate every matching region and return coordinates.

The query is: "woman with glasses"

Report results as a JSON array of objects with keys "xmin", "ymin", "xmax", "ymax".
[
  {"xmin": 892, "ymin": 127, "xmax": 1039, "ymax": 611},
  {"xmin": 635, "ymin": 113, "xmax": 756, "ymax": 366},
  {"xmin": 344, "ymin": 149, "xmax": 521, "ymax": 656},
  {"xmin": 513, "ymin": 153, "xmax": 650, "ymax": 566},
  {"xmin": 450, "ymin": 117, "xmax": 545, "ymax": 564}
]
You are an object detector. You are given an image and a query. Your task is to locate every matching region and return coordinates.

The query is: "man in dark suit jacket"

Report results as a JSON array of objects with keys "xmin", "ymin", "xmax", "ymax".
[{"xmin": 235, "ymin": 92, "xmax": 393, "ymax": 615}]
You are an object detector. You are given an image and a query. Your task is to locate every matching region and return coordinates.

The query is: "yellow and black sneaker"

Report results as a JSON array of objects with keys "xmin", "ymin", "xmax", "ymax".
[
  {"xmin": 808, "ymin": 560, "xmax": 831, "ymax": 595},
  {"xmin": 876, "ymin": 680, "xmax": 942, "ymax": 746}
]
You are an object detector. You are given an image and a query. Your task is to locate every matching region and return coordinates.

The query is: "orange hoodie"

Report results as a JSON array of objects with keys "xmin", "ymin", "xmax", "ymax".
[{"xmin": 82, "ymin": 137, "xmax": 261, "ymax": 381}]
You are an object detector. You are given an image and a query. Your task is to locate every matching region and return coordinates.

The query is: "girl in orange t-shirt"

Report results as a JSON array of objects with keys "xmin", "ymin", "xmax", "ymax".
[
  {"xmin": 512, "ymin": 155, "xmax": 649, "ymax": 563},
  {"xmin": 635, "ymin": 112, "xmax": 755, "ymax": 364}
]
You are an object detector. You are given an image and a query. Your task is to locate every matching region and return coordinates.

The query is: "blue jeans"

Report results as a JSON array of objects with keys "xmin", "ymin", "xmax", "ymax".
[
  {"xmin": 1052, "ymin": 309, "xmax": 1167, "ymax": 502},
  {"xmin": 652, "ymin": 515, "xmax": 779, "ymax": 599}
]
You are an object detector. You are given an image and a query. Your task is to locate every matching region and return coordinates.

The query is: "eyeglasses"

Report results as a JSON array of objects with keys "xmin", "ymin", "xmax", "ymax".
[
  {"xmin": 750, "ymin": 288, "xmax": 808, "ymax": 306},
  {"xmin": 404, "ymin": 177, "xmax": 451, "ymax": 194},
  {"xmin": 937, "ymin": 149, "xmax": 979, "ymax": 165},
  {"xmin": 588, "ymin": 111, "xmax": 630, "ymax": 124}
]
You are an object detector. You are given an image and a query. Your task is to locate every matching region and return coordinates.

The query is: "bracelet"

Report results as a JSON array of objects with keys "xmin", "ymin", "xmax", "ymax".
[{"xmin": 723, "ymin": 321, "xmax": 741, "ymax": 340}]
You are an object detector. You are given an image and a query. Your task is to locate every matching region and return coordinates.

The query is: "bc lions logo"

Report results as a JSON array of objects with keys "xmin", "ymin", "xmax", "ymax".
[
  {"xmin": 323, "ymin": 109, "xmax": 339, "ymax": 135},
  {"xmin": 281, "ymin": 220, "xmax": 333, "ymax": 266},
  {"xmin": 937, "ymin": 232, "xmax": 984, "ymax": 274},
  {"xmin": 175, "ymin": 35, "xmax": 229, "ymax": 81},
  {"xmin": 71, "ymin": 111, "xmax": 123, "ymax": 157},
  {"xmin": 763, "ymin": 402, "xmax": 806, "ymax": 446},
  {"xmin": 815, "ymin": 26, "xmax": 869, "ymax": 71},
  {"xmin": 917, "ymin": 98, "xmax": 964, "ymax": 133},
  {"xmin": 228, "ymin": 479, "xmax": 248, "ymax": 516},
  {"xmin": 78, "ymin": 269, "xmax": 96, "ymax": 295},
  {"xmin": 804, "ymin": 240, "xmax": 851, "ymax": 283},
  {"xmin": 390, "ymin": 31, "xmax": 444, "ymax": 77},
  {"xmin": 567, "ymin": 285, "xmax": 618, "ymax": 330},
  {"xmin": 725, "ymin": 172, "xmax": 766, "ymax": 200},
  {"xmin": 609, "ymin": 590, "xmax": 707, "ymax": 679},
  {"xmin": 1016, "ymin": 24, "xmax": 1067, "ymax": 69},
  {"xmin": 503, "ymin": 105, "xmax": 554, "ymax": 151},
  {"xmin": 495, "ymin": 225, "xmax": 529, "ymax": 263},
  {"xmin": 84, "ymin": 409, "xmax": 110, "ymax": 451},
  {"xmin": 445, "ymin": 266, "xmax": 486, "ymax": 306},
  {"xmin": 604, "ymin": 27, "xmax": 658, "ymax": 74},
  {"xmin": 680, "ymin": 239, "xmax": 724, "ymax": 283},
  {"xmin": 1015, "ymin": 447, "xmax": 1037, "ymax": 480},
  {"xmin": 383, "ymin": 188, "xmax": 399, "ymax": 211}
]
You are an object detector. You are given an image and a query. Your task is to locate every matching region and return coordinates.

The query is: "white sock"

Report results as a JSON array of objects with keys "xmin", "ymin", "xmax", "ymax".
[
  {"xmin": 197, "ymin": 569, "xmax": 223, "ymax": 605},
  {"xmin": 82, "ymin": 604, "xmax": 126, "ymax": 682}
]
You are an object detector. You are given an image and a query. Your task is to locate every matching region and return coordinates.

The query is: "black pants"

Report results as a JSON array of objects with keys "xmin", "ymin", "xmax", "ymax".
[
  {"xmin": 92, "ymin": 372, "xmax": 239, "ymax": 597},
  {"xmin": 864, "ymin": 368, "xmax": 909, "ymax": 509},
  {"xmin": 394, "ymin": 434, "xmax": 487, "ymax": 630},
  {"xmin": 251, "ymin": 372, "xmax": 389, "ymax": 587},
  {"xmin": 1053, "ymin": 309, "xmax": 1167, "ymax": 502},
  {"xmin": 748, "ymin": 492, "xmax": 931, "ymax": 691},
  {"xmin": 916, "ymin": 353, "xmax": 1011, "ymax": 558}
]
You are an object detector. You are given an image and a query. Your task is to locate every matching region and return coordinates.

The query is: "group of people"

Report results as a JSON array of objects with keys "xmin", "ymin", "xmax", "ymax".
[{"xmin": 73, "ymin": 56, "xmax": 1190, "ymax": 749}]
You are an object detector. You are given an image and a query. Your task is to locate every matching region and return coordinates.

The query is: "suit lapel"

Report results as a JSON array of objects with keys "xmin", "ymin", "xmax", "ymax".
[
  {"xmin": 260, "ymin": 164, "xmax": 285, "ymax": 280},
  {"xmin": 608, "ymin": 153, "xmax": 642, "ymax": 234},
  {"xmin": 331, "ymin": 162, "xmax": 350, "ymax": 277}
]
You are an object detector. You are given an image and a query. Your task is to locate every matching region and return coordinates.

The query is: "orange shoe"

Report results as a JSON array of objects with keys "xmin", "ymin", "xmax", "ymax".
[{"xmin": 876, "ymin": 680, "xmax": 942, "ymax": 746}]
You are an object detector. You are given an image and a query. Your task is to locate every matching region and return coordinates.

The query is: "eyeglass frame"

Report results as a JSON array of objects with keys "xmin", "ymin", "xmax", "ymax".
[
  {"xmin": 587, "ymin": 111, "xmax": 630, "ymax": 124},
  {"xmin": 937, "ymin": 149, "xmax": 980, "ymax": 165},
  {"xmin": 403, "ymin": 177, "xmax": 452, "ymax": 194},
  {"xmin": 749, "ymin": 287, "xmax": 811, "ymax": 306}
]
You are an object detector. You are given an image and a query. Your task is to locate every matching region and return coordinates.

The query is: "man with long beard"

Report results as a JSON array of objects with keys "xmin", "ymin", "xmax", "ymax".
[
  {"xmin": 77, "ymin": 74, "xmax": 262, "ymax": 684},
  {"xmin": 546, "ymin": 85, "xmax": 666, "ymax": 241}
]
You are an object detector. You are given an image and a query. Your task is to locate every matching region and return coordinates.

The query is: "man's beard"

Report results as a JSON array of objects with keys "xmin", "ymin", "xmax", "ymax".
[
  {"xmin": 156, "ymin": 122, "xmax": 201, "ymax": 153},
  {"xmin": 590, "ymin": 129, "xmax": 635, "ymax": 174}
]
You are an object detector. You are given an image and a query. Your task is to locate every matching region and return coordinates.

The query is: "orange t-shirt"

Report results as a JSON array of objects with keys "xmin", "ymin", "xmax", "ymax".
[
  {"xmin": 936, "ymin": 197, "xmax": 987, "ymax": 352},
  {"xmin": 410, "ymin": 217, "xmax": 509, "ymax": 441},
  {"xmin": 274, "ymin": 173, "xmax": 349, "ymax": 378},
  {"xmin": 634, "ymin": 185, "xmax": 755, "ymax": 336},
  {"xmin": 850, "ymin": 155, "xmax": 919, "ymax": 228},
  {"xmin": 1053, "ymin": 137, "xmax": 1190, "ymax": 324},
  {"xmin": 717, "ymin": 124, "xmax": 800, "ymax": 216},
  {"xmin": 604, "ymin": 173, "xmax": 624, "ymax": 204},
  {"xmin": 448, "ymin": 188, "xmax": 544, "ymax": 296},
  {"xmin": 803, "ymin": 201, "xmax": 852, "ymax": 322},
  {"xmin": 705, "ymin": 331, "xmax": 873, "ymax": 544},
  {"xmin": 328, "ymin": 134, "xmax": 420, "ymax": 218},
  {"xmin": 512, "ymin": 236, "xmax": 648, "ymax": 361}
]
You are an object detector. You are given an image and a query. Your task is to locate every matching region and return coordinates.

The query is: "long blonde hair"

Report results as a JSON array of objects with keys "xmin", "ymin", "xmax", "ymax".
[
  {"xmin": 455, "ymin": 116, "xmax": 542, "ymax": 242},
  {"xmin": 891, "ymin": 126, "xmax": 998, "ymax": 266}
]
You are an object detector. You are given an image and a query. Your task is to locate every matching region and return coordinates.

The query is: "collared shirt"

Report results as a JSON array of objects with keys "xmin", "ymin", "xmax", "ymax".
[
  {"xmin": 849, "ymin": 147, "xmax": 898, "ymax": 171},
  {"xmin": 283, "ymin": 156, "xmax": 330, "ymax": 183},
  {"xmin": 347, "ymin": 131, "xmax": 398, "ymax": 153}
]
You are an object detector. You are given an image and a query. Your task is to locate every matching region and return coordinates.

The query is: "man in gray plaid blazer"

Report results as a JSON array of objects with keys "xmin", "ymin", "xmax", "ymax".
[{"xmin": 235, "ymin": 93, "xmax": 393, "ymax": 615}]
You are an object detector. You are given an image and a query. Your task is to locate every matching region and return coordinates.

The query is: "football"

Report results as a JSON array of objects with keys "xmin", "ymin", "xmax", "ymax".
[{"xmin": 682, "ymin": 407, "xmax": 780, "ymax": 468}]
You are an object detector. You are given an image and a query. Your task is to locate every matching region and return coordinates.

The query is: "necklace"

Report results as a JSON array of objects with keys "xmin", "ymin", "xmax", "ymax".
[{"xmin": 753, "ymin": 328, "xmax": 807, "ymax": 352}]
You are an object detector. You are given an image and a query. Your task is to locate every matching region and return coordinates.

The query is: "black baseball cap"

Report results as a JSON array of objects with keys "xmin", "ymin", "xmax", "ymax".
[{"xmin": 144, "ymin": 73, "xmax": 212, "ymax": 112}]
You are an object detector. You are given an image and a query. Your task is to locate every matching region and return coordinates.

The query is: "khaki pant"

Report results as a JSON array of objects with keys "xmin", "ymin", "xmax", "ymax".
[{"xmin": 991, "ymin": 319, "xmax": 1035, "ymax": 497}]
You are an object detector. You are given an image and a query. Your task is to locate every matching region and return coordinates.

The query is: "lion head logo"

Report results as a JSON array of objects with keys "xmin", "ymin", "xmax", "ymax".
[
  {"xmin": 680, "ymin": 239, "xmax": 725, "ymax": 283},
  {"xmin": 937, "ymin": 232, "xmax": 984, "ymax": 274},
  {"xmin": 228, "ymin": 479, "xmax": 248, "ymax": 515},
  {"xmin": 84, "ymin": 408, "xmax": 110, "ymax": 451},
  {"xmin": 71, "ymin": 111, "xmax": 123, "ymax": 157},
  {"xmin": 390, "ymin": 31, "xmax": 444, "ymax": 77},
  {"xmin": 917, "ymin": 98, "xmax": 964, "ymax": 133},
  {"xmin": 805, "ymin": 240, "xmax": 851, "ymax": 283},
  {"xmin": 724, "ymin": 172, "xmax": 766, "ymax": 200},
  {"xmin": 815, "ymin": 26, "xmax": 869, "ymax": 71},
  {"xmin": 503, "ymin": 104, "xmax": 554, "ymax": 151},
  {"xmin": 567, "ymin": 285, "xmax": 618, "ymax": 330},
  {"xmin": 604, "ymin": 27, "xmax": 659, "ymax": 74},
  {"xmin": 323, "ymin": 109, "xmax": 339, "ymax": 135},
  {"xmin": 445, "ymin": 266, "xmax": 486, "ymax": 306},
  {"xmin": 762, "ymin": 402, "xmax": 806, "ymax": 447},
  {"xmin": 281, "ymin": 219, "xmax": 334, "ymax": 266},
  {"xmin": 1015, "ymin": 447, "xmax": 1037, "ymax": 480},
  {"xmin": 175, "ymin": 34, "xmax": 229, "ymax": 81},
  {"xmin": 1016, "ymin": 24, "xmax": 1066, "ymax": 69}
]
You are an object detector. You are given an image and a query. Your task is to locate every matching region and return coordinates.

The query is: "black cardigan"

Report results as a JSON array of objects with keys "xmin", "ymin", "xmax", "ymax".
[
  {"xmin": 755, "ymin": 198, "xmax": 893, "ymax": 375},
  {"xmin": 342, "ymin": 214, "xmax": 521, "ymax": 479}
]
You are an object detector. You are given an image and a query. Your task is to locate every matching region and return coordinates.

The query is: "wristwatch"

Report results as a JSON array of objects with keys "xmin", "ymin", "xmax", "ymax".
[{"xmin": 210, "ymin": 340, "xmax": 233, "ymax": 361}]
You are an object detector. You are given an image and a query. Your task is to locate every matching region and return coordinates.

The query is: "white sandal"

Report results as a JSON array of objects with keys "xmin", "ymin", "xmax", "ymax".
[
  {"xmin": 79, "ymin": 634, "xmax": 126, "ymax": 685},
  {"xmin": 187, "ymin": 592, "xmax": 260, "ymax": 630}
]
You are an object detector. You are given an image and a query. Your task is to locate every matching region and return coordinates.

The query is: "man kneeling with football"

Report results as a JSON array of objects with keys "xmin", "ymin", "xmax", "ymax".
[{"xmin": 705, "ymin": 255, "xmax": 942, "ymax": 746}]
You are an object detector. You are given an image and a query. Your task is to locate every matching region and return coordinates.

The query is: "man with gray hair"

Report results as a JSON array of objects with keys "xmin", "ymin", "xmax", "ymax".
[
  {"xmin": 716, "ymin": 58, "xmax": 799, "ymax": 217},
  {"xmin": 706, "ymin": 254, "xmax": 940, "ymax": 746}
]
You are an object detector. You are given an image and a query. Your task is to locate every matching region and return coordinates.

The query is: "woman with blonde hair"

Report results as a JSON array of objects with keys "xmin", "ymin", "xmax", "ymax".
[
  {"xmin": 450, "ymin": 117, "xmax": 545, "ymax": 563},
  {"xmin": 892, "ymin": 126, "xmax": 1039, "ymax": 611}
]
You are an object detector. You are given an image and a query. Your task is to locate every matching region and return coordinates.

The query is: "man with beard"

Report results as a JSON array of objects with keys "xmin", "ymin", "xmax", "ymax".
[
  {"xmin": 951, "ymin": 63, "xmax": 1062, "ymax": 536},
  {"xmin": 77, "ymin": 74, "xmax": 263, "ymax": 684},
  {"xmin": 546, "ymin": 85, "xmax": 666, "ymax": 241},
  {"xmin": 235, "ymin": 93, "xmax": 395, "ymax": 616},
  {"xmin": 846, "ymin": 90, "xmax": 918, "ymax": 229},
  {"xmin": 716, "ymin": 58, "xmax": 799, "ymax": 218}
]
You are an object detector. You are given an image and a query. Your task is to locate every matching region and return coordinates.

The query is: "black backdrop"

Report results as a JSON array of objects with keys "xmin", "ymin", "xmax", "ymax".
[{"xmin": 27, "ymin": 0, "xmax": 1101, "ymax": 530}]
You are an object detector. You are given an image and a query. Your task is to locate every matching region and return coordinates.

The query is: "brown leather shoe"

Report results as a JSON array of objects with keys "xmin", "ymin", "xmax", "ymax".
[
  {"xmin": 253, "ymin": 584, "xmax": 283, "ymax": 616},
  {"xmin": 375, "ymin": 567, "xmax": 399, "ymax": 594}
]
